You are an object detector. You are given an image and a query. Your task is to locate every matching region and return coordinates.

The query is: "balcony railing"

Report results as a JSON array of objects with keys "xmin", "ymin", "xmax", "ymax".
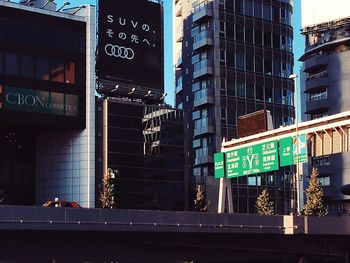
[
  {"xmin": 305, "ymin": 98, "xmax": 330, "ymax": 114},
  {"xmin": 304, "ymin": 54, "xmax": 328, "ymax": 73},
  {"xmin": 193, "ymin": 1, "xmax": 213, "ymax": 22},
  {"xmin": 175, "ymin": 51, "xmax": 182, "ymax": 68},
  {"xmin": 193, "ymin": 59, "xmax": 213, "ymax": 79},
  {"xmin": 194, "ymin": 88, "xmax": 214, "ymax": 107},
  {"xmin": 176, "ymin": 77, "xmax": 183, "ymax": 94},
  {"xmin": 195, "ymin": 155, "xmax": 214, "ymax": 165},
  {"xmin": 194, "ymin": 117, "xmax": 214, "ymax": 136},
  {"xmin": 310, "ymin": 91, "xmax": 327, "ymax": 102},
  {"xmin": 306, "ymin": 71, "xmax": 328, "ymax": 81},
  {"xmin": 305, "ymin": 72, "xmax": 329, "ymax": 93},
  {"xmin": 193, "ymin": 30, "xmax": 213, "ymax": 50}
]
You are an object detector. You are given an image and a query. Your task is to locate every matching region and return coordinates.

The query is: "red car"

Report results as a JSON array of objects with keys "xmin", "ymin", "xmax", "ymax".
[{"xmin": 43, "ymin": 200, "xmax": 81, "ymax": 208}]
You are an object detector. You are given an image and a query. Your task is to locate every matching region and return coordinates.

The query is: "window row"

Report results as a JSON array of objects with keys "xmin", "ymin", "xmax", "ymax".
[
  {"xmin": 195, "ymin": 147, "xmax": 209, "ymax": 159},
  {"xmin": 310, "ymin": 112, "xmax": 328, "ymax": 120},
  {"xmin": 192, "ymin": 137, "xmax": 210, "ymax": 149},
  {"xmin": 306, "ymin": 69, "xmax": 328, "ymax": 81},
  {"xmin": 193, "ymin": 166, "xmax": 209, "ymax": 177},
  {"xmin": 0, "ymin": 17, "xmax": 85, "ymax": 53},
  {"xmin": 0, "ymin": 51, "xmax": 80, "ymax": 85},
  {"xmin": 223, "ymin": 80, "xmax": 292, "ymax": 103},
  {"xmin": 220, "ymin": 101, "xmax": 293, "ymax": 128},
  {"xmin": 224, "ymin": 0, "xmax": 292, "ymax": 26},
  {"xmin": 192, "ymin": 79, "xmax": 211, "ymax": 92},
  {"xmin": 309, "ymin": 88, "xmax": 327, "ymax": 102},
  {"xmin": 223, "ymin": 51, "xmax": 293, "ymax": 78},
  {"xmin": 230, "ymin": 169, "xmax": 294, "ymax": 187},
  {"xmin": 192, "ymin": 108, "xmax": 208, "ymax": 120},
  {"xmin": 224, "ymin": 23, "xmax": 293, "ymax": 52},
  {"xmin": 194, "ymin": 117, "xmax": 210, "ymax": 129}
]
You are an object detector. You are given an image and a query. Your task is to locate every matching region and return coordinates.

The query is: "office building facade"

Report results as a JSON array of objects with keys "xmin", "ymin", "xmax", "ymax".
[
  {"xmin": 0, "ymin": 0, "xmax": 95, "ymax": 207},
  {"xmin": 95, "ymin": 98, "xmax": 187, "ymax": 210},
  {"xmin": 174, "ymin": 0, "xmax": 295, "ymax": 213},
  {"xmin": 300, "ymin": 2, "xmax": 350, "ymax": 214}
]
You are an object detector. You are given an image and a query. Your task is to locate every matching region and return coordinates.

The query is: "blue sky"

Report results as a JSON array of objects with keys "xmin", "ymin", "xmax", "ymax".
[{"xmin": 54, "ymin": 0, "xmax": 303, "ymax": 106}]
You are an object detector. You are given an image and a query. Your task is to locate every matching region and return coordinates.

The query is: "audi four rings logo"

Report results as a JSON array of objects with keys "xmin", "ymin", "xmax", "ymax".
[{"xmin": 104, "ymin": 44, "xmax": 135, "ymax": 60}]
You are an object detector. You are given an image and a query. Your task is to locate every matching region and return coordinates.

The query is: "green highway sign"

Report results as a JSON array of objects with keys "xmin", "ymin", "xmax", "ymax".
[
  {"xmin": 279, "ymin": 137, "xmax": 293, "ymax": 167},
  {"xmin": 225, "ymin": 140, "xmax": 279, "ymax": 178},
  {"xmin": 214, "ymin": 152, "xmax": 225, "ymax": 178},
  {"xmin": 293, "ymin": 134, "xmax": 308, "ymax": 164},
  {"xmin": 279, "ymin": 135, "xmax": 308, "ymax": 166}
]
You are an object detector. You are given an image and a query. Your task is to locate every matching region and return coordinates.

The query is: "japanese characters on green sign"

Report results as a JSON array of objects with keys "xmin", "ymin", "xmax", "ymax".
[
  {"xmin": 293, "ymin": 134, "xmax": 308, "ymax": 164},
  {"xmin": 279, "ymin": 137, "xmax": 293, "ymax": 166},
  {"xmin": 225, "ymin": 140, "xmax": 279, "ymax": 178},
  {"xmin": 214, "ymin": 152, "xmax": 225, "ymax": 178},
  {"xmin": 279, "ymin": 135, "xmax": 308, "ymax": 166}
]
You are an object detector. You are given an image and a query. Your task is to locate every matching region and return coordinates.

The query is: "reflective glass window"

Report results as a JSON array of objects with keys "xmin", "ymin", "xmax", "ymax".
[
  {"xmin": 0, "ymin": 52, "xmax": 3, "ymax": 73},
  {"xmin": 256, "ymin": 84, "xmax": 264, "ymax": 100},
  {"xmin": 273, "ymin": 60, "xmax": 281, "ymax": 77},
  {"xmin": 51, "ymin": 59, "xmax": 65, "ymax": 82},
  {"xmin": 227, "ymin": 79, "xmax": 235, "ymax": 96},
  {"xmin": 264, "ymin": 59, "xmax": 272, "ymax": 75},
  {"xmin": 36, "ymin": 57, "xmax": 49, "ymax": 80},
  {"xmin": 226, "ymin": 51, "xmax": 235, "ymax": 67},
  {"xmin": 254, "ymin": 1, "xmax": 262, "ymax": 18},
  {"xmin": 248, "ymin": 176, "xmax": 257, "ymax": 186},
  {"xmin": 273, "ymin": 33, "xmax": 281, "ymax": 49},
  {"xmin": 5, "ymin": 52, "xmax": 19, "ymax": 76},
  {"xmin": 236, "ymin": 53, "xmax": 245, "ymax": 69},
  {"xmin": 226, "ymin": 0, "xmax": 234, "ymax": 11},
  {"xmin": 245, "ymin": 27, "xmax": 253, "ymax": 43},
  {"xmin": 246, "ymin": 83, "xmax": 255, "ymax": 99},
  {"xmin": 235, "ymin": 0, "xmax": 243, "ymax": 14},
  {"xmin": 192, "ymin": 110, "xmax": 200, "ymax": 120},
  {"xmin": 263, "ymin": 4, "xmax": 271, "ymax": 20},
  {"xmin": 246, "ymin": 54, "xmax": 254, "ymax": 71},
  {"xmin": 272, "ymin": 6, "xmax": 280, "ymax": 22},
  {"xmin": 236, "ymin": 81, "xmax": 245, "ymax": 98},
  {"xmin": 236, "ymin": 24, "xmax": 244, "ymax": 41},
  {"xmin": 193, "ymin": 139, "xmax": 201, "ymax": 148},
  {"xmin": 255, "ymin": 56, "xmax": 263, "ymax": 73},
  {"xmin": 254, "ymin": 30, "xmax": 262, "ymax": 45},
  {"xmin": 281, "ymin": 8, "xmax": 287, "ymax": 24},
  {"xmin": 265, "ymin": 84, "xmax": 272, "ymax": 102},
  {"xmin": 274, "ymin": 87, "xmax": 282, "ymax": 103},
  {"xmin": 65, "ymin": 62, "xmax": 75, "ymax": 84},
  {"xmin": 226, "ymin": 22, "xmax": 234, "ymax": 40},
  {"xmin": 245, "ymin": 0, "xmax": 253, "ymax": 16},
  {"xmin": 20, "ymin": 55, "xmax": 34, "ymax": 78},
  {"xmin": 264, "ymin": 31, "xmax": 271, "ymax": 47}
]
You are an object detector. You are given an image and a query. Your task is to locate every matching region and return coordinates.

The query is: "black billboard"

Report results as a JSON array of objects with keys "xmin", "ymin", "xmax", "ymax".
[{"xmin": 97, "ymin": 0, "xmax": 163, "ymax": 91}]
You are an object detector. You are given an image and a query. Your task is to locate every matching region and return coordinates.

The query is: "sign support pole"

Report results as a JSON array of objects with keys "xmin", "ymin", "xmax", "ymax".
[
  {"xmin": 218, "ymin": 178, "xmax": 224, "ymax": 213},
  {"xmin": 290, "ymin": 74, "xmax": 301, "ymax": 215},
  {"xmin": 218, "ymin": 178, "xmax": 233, "ymax": 214}
]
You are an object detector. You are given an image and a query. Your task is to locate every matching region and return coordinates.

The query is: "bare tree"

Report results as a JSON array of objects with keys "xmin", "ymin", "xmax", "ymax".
[
  {"xmin": 256, "ymin": 189, "xmax": 274, "ymax": 215},
  {"xmin": 304, "ymin": 168, "xmax": 327, "ymax": 216},
  {"xmin": 194, "ymin": 185, "xmax": 210, "ymax": 212},
  {"xmin": 100, "ymin": 168, "xmax": 117, "ymax": 209}
]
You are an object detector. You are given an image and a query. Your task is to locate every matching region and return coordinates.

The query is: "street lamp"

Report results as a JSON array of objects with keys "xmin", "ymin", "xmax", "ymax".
[
  {"xmin": 289, "ymin": 73, "xmax": 301, "ymax": 214},
  {"xmin": 57, "ymin": 1, "xmax": 70, "ymax": 12}
]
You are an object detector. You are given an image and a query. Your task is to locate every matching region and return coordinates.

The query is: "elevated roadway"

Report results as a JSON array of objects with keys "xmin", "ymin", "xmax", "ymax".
[{"xmin": 0, "ymin": 206, "xmax": 349, "ymax": 262}]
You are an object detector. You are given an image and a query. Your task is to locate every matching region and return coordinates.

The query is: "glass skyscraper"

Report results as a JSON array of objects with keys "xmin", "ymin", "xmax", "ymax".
[{"xmin": 174, "ymin": 0, "xmax": 295, "ymax": 213}]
